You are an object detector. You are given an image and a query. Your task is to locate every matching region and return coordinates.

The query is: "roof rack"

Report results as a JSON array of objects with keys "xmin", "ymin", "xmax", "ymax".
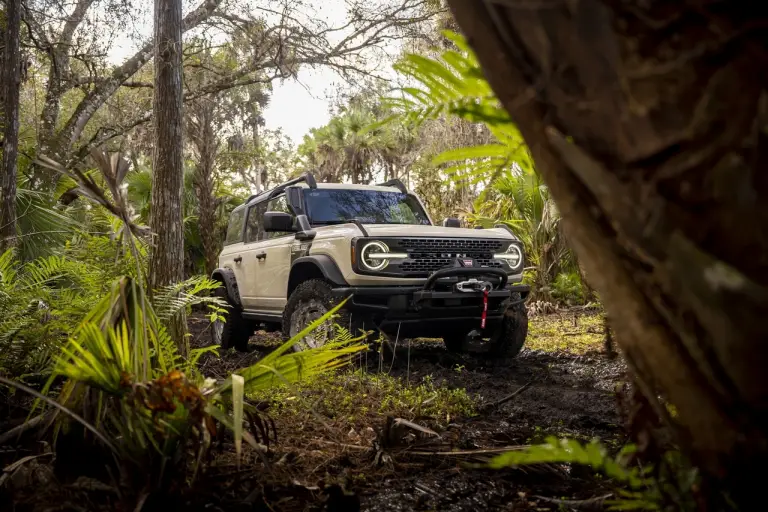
[
  {"xmin": 246, "ymin": 172, "xmax": 317, "ymax": 204},
  {"xmin": 376, "ymin": 178, "xmax": 408, "ymax": 194}
]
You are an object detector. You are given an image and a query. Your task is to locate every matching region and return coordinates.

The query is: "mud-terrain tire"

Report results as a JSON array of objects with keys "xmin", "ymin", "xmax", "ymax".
[
  {"xmin": 282, "ymin": 279, "xmax": 360, "ymax": 351},
  {"xmin": 212, "ymin": 285, "xmax": 253, "ymax": 352},
  {"xmin": 441, "ymin": 293, "xmax": 528, "ymax": 358},
  {"xmin": 487, "ymin": 295, "xmax": 529, "ymax": 358}
]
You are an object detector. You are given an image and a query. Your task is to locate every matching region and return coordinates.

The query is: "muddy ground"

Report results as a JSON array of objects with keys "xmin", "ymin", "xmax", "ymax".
[
  {"xmin": 186, "ymin": 312, "xmax": 628, "ymax": 511},
  {"xmin": 0, "ymin": 312, "xmax": 627, "ymax": 511}
]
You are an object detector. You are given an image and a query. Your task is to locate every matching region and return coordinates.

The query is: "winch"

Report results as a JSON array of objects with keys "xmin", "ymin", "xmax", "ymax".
[{"xmin": 455, "ymin": 278, "xmax": 493, "ymax": 293}]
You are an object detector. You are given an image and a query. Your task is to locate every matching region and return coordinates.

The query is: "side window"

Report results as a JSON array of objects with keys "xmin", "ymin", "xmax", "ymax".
[
  {"xmin": 263, "ymin": 195, "xmax": 294, "ymax": 239},
  {"xmin": 244, "ymin": 203, "xmax": 267, "ymax": 243},
  {"xmin": 224, "ymin": 208, "xmax": 245, "ymax": 245}
]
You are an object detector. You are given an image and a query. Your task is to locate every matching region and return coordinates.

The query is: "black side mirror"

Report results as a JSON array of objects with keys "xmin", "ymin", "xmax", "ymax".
[
  {"xmin": 264, "ymin": 211, "xmax": 295, "ymax": 232},
  {"xmin": 442, "ymin": 217, "xmax": 461, "ymax": 228}
]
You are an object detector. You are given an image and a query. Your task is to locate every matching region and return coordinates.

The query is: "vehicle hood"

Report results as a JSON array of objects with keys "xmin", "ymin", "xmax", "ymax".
[{"xmin": 362, "ymin": 224, "xmax": 515, "ymax": 239}]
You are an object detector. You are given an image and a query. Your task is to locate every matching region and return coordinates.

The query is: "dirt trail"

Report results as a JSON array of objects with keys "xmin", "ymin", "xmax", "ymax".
[{"xmin": 188, "ymin": 314, "xmax": 628, "ymax": 511}]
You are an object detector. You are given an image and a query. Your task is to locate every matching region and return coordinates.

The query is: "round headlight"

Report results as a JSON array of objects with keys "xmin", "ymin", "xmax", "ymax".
[
  {"xmin": 360, "ymin": 241, "xmax": 389, "ymax": 271},
  {"xmin": 494, "ymin": 243, "xmax": 522, "ymax": 270},
  {"xmin": 506, "ymin": 244, "xmax": 522, "ymax": 270}
]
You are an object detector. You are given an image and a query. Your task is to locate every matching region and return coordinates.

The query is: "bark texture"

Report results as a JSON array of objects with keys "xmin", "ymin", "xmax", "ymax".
[
  {"xmin": 149, "ymin": 0, "xmax": 185, "ymax": 341},
  {"xmin": 446, "ymin": 0, "xmax": 768, "ymax": 506},
  {"xmin": 188, "ymin": 99, "xmax": 219, "ymax": 276},
  {"xmin": 0, "ymin": 0, "xmax": 22, "ymax": 250}
]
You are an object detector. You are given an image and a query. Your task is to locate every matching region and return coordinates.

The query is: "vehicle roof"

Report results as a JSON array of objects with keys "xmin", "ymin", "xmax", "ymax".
[
  {"xmin": 297, "ymin": 182, "xmax": 405, "ymax": 193},
  {"xmin": 232, "ymin": 181, "xmax": 408, "ymax": 212}
]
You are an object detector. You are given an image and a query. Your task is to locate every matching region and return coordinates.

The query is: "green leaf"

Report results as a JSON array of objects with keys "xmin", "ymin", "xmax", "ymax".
[{"xmin": 232, "ymin": 373, "xmax": 244, "ymax": 467}]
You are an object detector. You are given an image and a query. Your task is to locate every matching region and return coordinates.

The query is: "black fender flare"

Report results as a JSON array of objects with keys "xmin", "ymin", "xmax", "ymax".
[
  {"xmin": 289, "ymin": 255, "xmax": 348, "ymax": 295},
  {"xmin": 211, "ymin": 267, "xmax": 242, "ymax": 307}
]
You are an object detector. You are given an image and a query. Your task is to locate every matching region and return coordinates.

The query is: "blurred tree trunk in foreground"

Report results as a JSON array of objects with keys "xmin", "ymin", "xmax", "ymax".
[{"xmin": 447, "ymin": 0, "xmax": 767, "ymax": 507}]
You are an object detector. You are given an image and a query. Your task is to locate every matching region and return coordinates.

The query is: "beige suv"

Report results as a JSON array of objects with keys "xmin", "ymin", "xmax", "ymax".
[{"xmin": 211, "ymin": 173, "xmax": 530, "ymax": 356}]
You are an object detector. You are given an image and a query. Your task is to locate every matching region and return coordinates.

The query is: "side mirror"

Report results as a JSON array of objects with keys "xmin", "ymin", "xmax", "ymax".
[
  {"xmin": 442, "ymin": 217, "xmax": 461, "ymax": 228},
  {"xmin": 294, "ymin": 214, "xmax": 316, "ymax": 241},
  {"xmin": 264, "ymin": 211, "xmax": 295, "ymax": 232}
]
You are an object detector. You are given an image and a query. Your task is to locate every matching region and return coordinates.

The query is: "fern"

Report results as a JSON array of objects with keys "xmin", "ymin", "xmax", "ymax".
[
  {"xmin": 152, "ymin": 275, "xmax": 226, "ymax": 324},
  {"xmin": 490, "ymin": 437, "xmax": 649, "ymax": 487},
  {"xmin": 385, "ymin": 30, "xmax": 533, "ymax": 184},
  {"xmin": 488, "ymin": 437, "xmax": 701, "ymax": 511}
]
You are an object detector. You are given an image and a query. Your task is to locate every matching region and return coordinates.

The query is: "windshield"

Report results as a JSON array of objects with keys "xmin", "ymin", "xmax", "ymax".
[{"xmin": 304, "ymin": 189, "xmax": 431, "ymax": 226}]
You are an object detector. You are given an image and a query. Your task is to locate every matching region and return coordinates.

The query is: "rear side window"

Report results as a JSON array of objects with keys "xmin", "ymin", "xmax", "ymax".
[{"xmin": 224, "ymin": 208, "xmax": 245, "ymax": 245}]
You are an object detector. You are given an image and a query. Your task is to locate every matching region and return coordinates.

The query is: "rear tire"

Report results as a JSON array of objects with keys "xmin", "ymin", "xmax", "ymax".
[
  {"xmin": 283, "ymin": 279, "xmax": 369, "ymax": 351},
  {"xmin": 212, "ymin": 285, "xmax": 252, "ymax": 352}
]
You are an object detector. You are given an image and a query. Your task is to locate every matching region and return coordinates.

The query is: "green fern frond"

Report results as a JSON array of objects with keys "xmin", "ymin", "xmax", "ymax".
[
  {"xmin": 152, "ymin": 275, "xmax": 226, "ymax": 326},
  {"xmin": 488, "ymin": 436, "xmax": 651, "ymax": 491}
]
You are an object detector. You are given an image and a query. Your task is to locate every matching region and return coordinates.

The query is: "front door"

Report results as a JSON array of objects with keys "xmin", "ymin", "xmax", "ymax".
[
  {"xmin": 238, "ymin": 201, "xmax": 267, "ymax": 309},
  {"xmin": 251, "ymin": 194, "xmax": 294, "ymax": 313}
]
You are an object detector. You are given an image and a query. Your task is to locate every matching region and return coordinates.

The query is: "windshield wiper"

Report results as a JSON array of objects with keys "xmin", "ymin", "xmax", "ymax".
[{"xmin": 311, "ymin": 220, "xmax": 352, "ymax": 226}]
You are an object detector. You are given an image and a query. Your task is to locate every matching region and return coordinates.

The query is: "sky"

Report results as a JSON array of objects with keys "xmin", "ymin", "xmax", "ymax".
[{"xmin": 106, "ymin": 0, "xmax": 400, "ymax": 145}]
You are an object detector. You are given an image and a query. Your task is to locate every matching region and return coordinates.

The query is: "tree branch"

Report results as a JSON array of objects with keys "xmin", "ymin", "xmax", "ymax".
[{"xmin": 54, "ymin": 0, "xmax": 224, "ymax": 152}]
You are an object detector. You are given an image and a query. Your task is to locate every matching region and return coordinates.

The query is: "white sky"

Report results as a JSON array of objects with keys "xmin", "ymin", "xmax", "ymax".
[{"xmin": 107, "ymin": 0, "xmax": 403, "ymax": 145}]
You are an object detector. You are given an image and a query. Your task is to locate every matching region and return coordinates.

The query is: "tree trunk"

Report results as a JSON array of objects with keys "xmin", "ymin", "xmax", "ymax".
[
  {"xmin": 446, "ymin": 0, "xmax": 768, "ymax": 507},
  {"xmin": 252, "ymin": 122, "xmax": 262, "ymax": 193},
  {"xmin": 192, "ymin": 101, "xmax": 219, "ymax": 277},
  {"xmin": 150, "ymin": 0, "xmax": 185, "ymax": 346},
  {"xmin": 0, "ymin": 0, "xmax": 22, "ymax": 251}
]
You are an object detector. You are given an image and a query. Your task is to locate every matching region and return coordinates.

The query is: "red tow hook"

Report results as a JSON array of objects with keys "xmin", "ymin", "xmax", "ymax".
[{"xmin": 480, "ymin": 288, "xmax": 489, "ymax": 329}]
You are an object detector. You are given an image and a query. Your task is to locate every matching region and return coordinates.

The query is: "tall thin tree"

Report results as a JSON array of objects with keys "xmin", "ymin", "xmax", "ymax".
[
  {"xmin": 0, "ymin": 0, "xmax": 21, "ymax": 251},
  {"xmin": 150, "ymin": 0, "xmax": 185, "ymax": 343}
]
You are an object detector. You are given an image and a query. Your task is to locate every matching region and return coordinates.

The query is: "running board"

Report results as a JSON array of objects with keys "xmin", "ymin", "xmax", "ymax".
[{"xmin": 242, "ymin": 311, "xmax": 282, "ymax": 323}]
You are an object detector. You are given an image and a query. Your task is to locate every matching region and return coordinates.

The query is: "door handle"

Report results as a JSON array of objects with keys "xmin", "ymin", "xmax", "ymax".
[
  {"xmin": 234, "ymin": 256, "xmax": 242, "ymax": 264},
  {"xmin": 256, "ymin": 252, "xmax": 267, "ymax": 261}
]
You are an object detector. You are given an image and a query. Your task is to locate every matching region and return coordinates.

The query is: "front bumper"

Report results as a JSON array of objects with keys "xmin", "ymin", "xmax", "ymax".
[{"xmin": 331, "ymin": 267, "xmax": 530, "ymax": 336}]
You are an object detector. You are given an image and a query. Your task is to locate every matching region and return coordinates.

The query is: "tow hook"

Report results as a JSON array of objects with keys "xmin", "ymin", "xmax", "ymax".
[{"xmin": 455, "ymin": 279, "xmax": 493, "ymax": 293}]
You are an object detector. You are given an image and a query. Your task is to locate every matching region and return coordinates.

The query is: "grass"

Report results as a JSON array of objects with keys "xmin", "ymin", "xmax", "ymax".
[
  {"xmin": 253, "ymin": 370, "xmax": 475, "ymax": 430},
  {"xmin": 527, "ymin": 312, "xmax": 605, "ymax": 354}
]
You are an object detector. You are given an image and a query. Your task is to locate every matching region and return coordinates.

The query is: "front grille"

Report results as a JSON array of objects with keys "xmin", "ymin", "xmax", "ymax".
[
  {"xmin": 399, "ymin": 238, "xmax": 504, "ymax": 252},
  {"xmin": 395, "ymin": 238, "xmax": 506, "ymax": 276}
]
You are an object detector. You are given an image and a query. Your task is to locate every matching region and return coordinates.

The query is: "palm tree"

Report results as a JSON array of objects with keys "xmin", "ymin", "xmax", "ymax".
[{"xmin": 470, "ymin": 166, "xmax": 572, "ymax": 293}]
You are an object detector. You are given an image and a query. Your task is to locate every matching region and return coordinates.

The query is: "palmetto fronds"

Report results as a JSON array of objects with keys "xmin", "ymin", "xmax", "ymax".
[
  {"xmin": 33, "ymin": 275, "xmax": 367, "ymax": 492},
  {"xmin": 385, "ymin": 31, "xmax": 534, "ymax": 184}
]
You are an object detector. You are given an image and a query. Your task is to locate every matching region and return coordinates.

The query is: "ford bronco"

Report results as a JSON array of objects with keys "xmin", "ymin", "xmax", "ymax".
[{"xmin": 211, "ymin": 173, "xmax": 530, "ymax": 356}]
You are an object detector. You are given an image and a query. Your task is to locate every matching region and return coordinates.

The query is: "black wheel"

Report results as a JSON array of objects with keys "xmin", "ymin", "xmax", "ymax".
[
  {"xmin": 212, "ymin": 285, "xmax": 252, "ymax": 352},
  {"xmin": 441, "ymin": 293, "xmax": 528, "ymax": 358},
  {"xmin": 487, "ymin": 295, "xmax": 529, "ymax": 358},
  {"xmin": 283, "ymin": 279, "xmax": 365, "ymax": 351}
]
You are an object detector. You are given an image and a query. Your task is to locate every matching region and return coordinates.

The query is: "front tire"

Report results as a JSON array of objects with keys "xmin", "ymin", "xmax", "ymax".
[
  {"xmin": 212, "ymin": 285, "xmax": 252, "ymax": 352},
  {"xmin": 487, "ymin": 296, "xmax": 529, "ymax": 358},
  {"xmin": 282, "ymin": 279, "xmax": 354, "ymax": 351},
  {"xmin": 441, "ymin": 294, "xmax": 529, "ymax": 358},
  {"xmin": 283, "ymin": 279, "xmax": 371, "ymax": 352}
]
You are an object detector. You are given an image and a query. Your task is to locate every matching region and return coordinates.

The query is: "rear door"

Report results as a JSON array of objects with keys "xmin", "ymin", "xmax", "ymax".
[
  {"xmin": 219, "ymin": 206, "xmax": 247, "ymax": 289},
  {"xmin": 251, "ymin": 193, "xmax": 294, "ymax": 313}
]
